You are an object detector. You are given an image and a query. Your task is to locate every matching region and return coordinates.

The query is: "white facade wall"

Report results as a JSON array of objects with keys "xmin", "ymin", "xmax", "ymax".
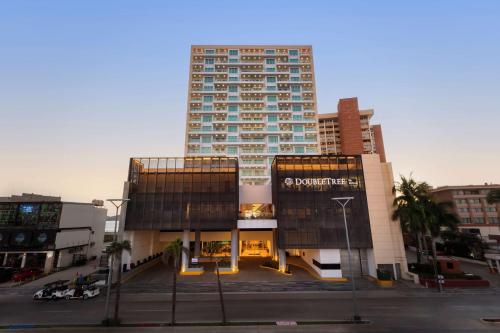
[
  {"xmin": 300, "ymin": 249, "xmax": 342, "ymax": 278},
  {"xmin": 362, "ymin": 154, "xmax": 408, "ymax": 278}
]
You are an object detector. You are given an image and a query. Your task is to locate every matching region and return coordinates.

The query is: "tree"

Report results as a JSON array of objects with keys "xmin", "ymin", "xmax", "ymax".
[
  {"xmin": 107, "ymin": 240, "xmax": 131, "ymax": 325},
  {"xmin": 205, "ymin": 241, "xmax": 227, "ymax": 324},
  {"xmin": 440, "ymin": 230, "xmax": 488, "ymax": 259},
  {"xmin": 162, "ymin": 238, "xmax": 188, "ymax": 326},
  {"xmin": 392, "ymin": 175, "xmax": 429, "ymax": 263},
  {"xmin": 486, "ymin": 189, "xmax": 500, "ymax": 204}
]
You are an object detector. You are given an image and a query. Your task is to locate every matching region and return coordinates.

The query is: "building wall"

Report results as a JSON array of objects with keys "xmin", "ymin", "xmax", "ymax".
[
  {"xmin": 185, "ymin": 45, "xmax": 320, "ymax": 185},
  {"xmin": 362, "ymin": 154, "xmax": 408, "ymax": 279},
  {"xmin": 371, "ymin": 124, "xmax": 386, "ymax": 163},
  {"xmin": 337, "ymin": 98, "xmax": 364, "ymax": 155},
  {"xmin": 299, "ymin": 248, "xmax": 342, "ymax": 278},
  {"xmin": 239, "ymin": 184, "xmax": 272, "ymax": 204}
]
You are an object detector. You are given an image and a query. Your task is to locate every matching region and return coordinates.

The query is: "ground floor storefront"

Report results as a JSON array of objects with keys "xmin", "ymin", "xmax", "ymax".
[{"xmin": 122, "ymin": 229, "xmax": 377, "ymax": 280}]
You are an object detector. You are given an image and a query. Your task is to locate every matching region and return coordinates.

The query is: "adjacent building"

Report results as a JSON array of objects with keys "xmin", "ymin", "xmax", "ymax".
[
  {"xmin": 185, "ymin": 45, "xmax": 319, "ymax": 185},
  {"xmin": 431, "ymin": 184, "xmax": 500, "ymax": 250},
  {"xmin": 318, "ymin": 97, "xmax": 386, "ymax": 162},
  {"xmin": 0, "ymin": 194, "xmax": 107, "ymax": 273},
  {"xmin": 119, "ymin": 45, "xmax": 408, "ymax": 281}
]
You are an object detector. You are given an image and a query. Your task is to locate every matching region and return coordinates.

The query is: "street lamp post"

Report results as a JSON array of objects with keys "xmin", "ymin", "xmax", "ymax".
[
  {"xmin": 331, "ymin": 196, "xmax": 361, "ymax": 322},
  {"xmin": 103, "ymin": 198, "xmax": 130, "ymax": 325}
]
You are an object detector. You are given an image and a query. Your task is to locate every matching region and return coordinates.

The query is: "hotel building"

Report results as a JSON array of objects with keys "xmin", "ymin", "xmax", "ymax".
[
  {"xmin": 185, "ymin": 45, "xmax": 319, "ymax": 185},
  {"xmin": 318, "ymin": 97, "xmax": 386, "ymax": 162},
  {"xmin": 431, "ymin": 184, "xmax": 500, "ymax": 250},
  {"xmin": 120, "ymin": 45, "xmax": 408, "ymax": 280}
]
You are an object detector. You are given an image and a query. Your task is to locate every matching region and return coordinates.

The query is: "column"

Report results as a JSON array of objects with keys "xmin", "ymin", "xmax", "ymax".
[
  {"xmin": 194, "ymin": 229, "xmax": 201, "ymax": 259},
  {"xmin": 2, "ymin": 253, "xmax": 7, "ymax": 266},
  {"xmin": 496, "ymin": 259, "xmax": 500, "ymax": 274},
  {"xmin": 181, "ymin": 230, "xmax": 190, "ymax": 272},
  {"xmin": 278, "ymin": 249, "xmax": 286, "ymax": 272},
  {"xmin": 43, "ymin": 252, "xmax": 55, "ymax": 274},
  {"xmin": 20, "ymin": 253, "xmax": 27, "ymax": 268},
  {"xmin": 231, "ymin": 229, "xmax": 239, "ymax": 272},
  {"xmin": 272, "ymin": 229, "xmax": 279, "ymax": 261}
]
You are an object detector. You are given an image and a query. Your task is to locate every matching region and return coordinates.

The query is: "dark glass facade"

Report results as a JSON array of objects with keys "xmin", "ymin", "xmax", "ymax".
[
  {"xmin": 272, "ymin": 155, "xmax": 373, "ymax": 249},
  {"xmin": 125, "ymin": 157, "xmax": 239, "ymax": 231},
  {"xmin": 0, "ymin": 202, "xmax": 61, "ymax": 251}
]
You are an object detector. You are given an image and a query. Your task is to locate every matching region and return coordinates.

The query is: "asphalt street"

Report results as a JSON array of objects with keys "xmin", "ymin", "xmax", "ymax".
[{"xmin": 1, "ymin": 290, "xmax": 499, "ymax": 332}]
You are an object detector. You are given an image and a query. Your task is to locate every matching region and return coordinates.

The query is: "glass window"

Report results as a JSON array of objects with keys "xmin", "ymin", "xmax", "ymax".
[
  {"xmin": 229, "ymin": 67, "xmax": 238, "ymax": 74},
  {"xmin": 267, "ymin": 125, "xmax": 278, "ymax": 131},
  {"xmin": 268, "ymin": 146, "xmax": 279, "ymax": 153},
  {"xmin": 267, "ymin": 115, "xmax": 278, "ymax": 122},
  {"xmin": 204, "ymin": 67, "xmax": 214, "ymax": 72},
  {"xmin": 204, "ymin": 77, "xmax": 214, "ymax": 83},
  {"xmin": 228, "ymin": 115, "xmax": 238, "ymax": 121},
  {"xmin": 293, "ymin": 125, "xmax": 304, "ymax": 132},
  {"xmin": 306, "ymin": 147, "xmax": 317, "ymax": 153},
  {"xmin": 266, "ymin": 105, "xmax": 278, "ymax": 111},
  {"xmin": 291, "ymin": 85, "xmax": 301, "ymax": 92},
  {"xmin": 201, "ymin": 125, "xmax": 212, "ymax": 132},
  {"xmin": 290, "ymin": 67, "xmax": 300, "ymax": 74},
  {"xmin": 202, "ymin": 115, "xmax": 212, "ymax": 122},
  {"xmin": 228, "ymin": 125, "xmax": 238, "ymax": 132},
  {"xmin": 294, "ymin": 136, "xmax": 304, "ymax": 142},
  {"xmin": 266, "ymin": 86, "xmax": 276, "ymax": 91},
  {"xmin": 292, "ymin": 95, "xmax": 301, "ymax": 101},
  {"xmin": 205, "ymin": 58, "xmax": 214, "ymax": 64},
  {"xmin": 228, "ymin": 85, "xmax": 238, "ymax": 92},
  {"xmin": 229, "ymin": 58, "xmax": 238, "ymax": 63},
  {"xmin": 266, "ymin": 77, "xmax": 276, "ymax": 83},
  {"xmin": 289, "ymin": 58, "xmax": 299, "ymax": 63},
  {"xmin": 228, "ymin": 96, "xmax": 238, "ymax": 101},
  {"xmin": 228, "ymin": 105, "xmax": 238, "ymax": 112},
  {"xmin": 229, "ymin": 49, "xmax": 238, "ymax": 56},
  {"xmin": 203, "ymin": 85, "xmax": 214, "ymax": 91},
  {"xmin": 292, "ymin": 105, "xmax": 302, "ymax": 112},
  {"xmin": 265, "ymin": 49, "xmax": 275, "ymax": 54},
  {"xmin": 293, "ymin": 115, "xmax": 303, "ymax": 121},
  {"xmin": 294, "ymin": 146, "xmax": 305, "ymax": 154},
  {"xmin": 268, "ymin": 136, "xmax": 279, "ymax": 143},
  {"xmin": 201, "ymin": 136, "xmax": 212, "ymax": 143},
  {"xmin": 203, "ymin": 95, "xmax": 213, "ymax": 103},
  {"xmin": 265, "ymin": 67, "xmax": 275, "ymax": 72},
  {"xmin": 228, "ymin": 136, "xmax": 238, "ymax": 142},
  {"xmin": 266, "ymin": 59, "xmax": 275, "ymax": 65},
  {"xmin": 289, "ymin": 49, "xmax": 299, "ymax": 56},
  {"xmin": 205, "ymin": 49, "xmax": 215, "ymax": 54},
  {"xmin": 202, "ymin": 105, "xmax": 213, "ymax": 111},
  {"xmin": 267, "ymin": 95, "xmax": 277, "ymax": 102},
  {"xmin": 201, "ymin": 147, "xmax": 211, "ymax": 154},
  {"xmin": 291, "ymin": 76, "xmax": 300, "ymax": 81},
  {"xmin": 227, "ymin": 147, "xmax": 238, "ymax": 155}
]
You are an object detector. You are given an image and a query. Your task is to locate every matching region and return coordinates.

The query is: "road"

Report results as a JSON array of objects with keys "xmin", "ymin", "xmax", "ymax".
[{"xmin": 1, "ymin": 289, "xmax": 499, "ymax": 332}]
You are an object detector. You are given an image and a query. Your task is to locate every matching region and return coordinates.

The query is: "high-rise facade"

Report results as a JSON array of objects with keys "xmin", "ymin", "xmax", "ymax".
[
  {"xmin": 318, "ymin": 97, "xmax": 386, "ymax": 162},
  {"xmin": 185, "ymin": 45, "xmax": 319, "ymax": 185}
]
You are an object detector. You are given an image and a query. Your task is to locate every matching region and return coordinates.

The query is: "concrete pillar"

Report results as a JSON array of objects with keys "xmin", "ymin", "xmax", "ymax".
[
  {"xmin": 181, "ymin": 230, "xmax": 190, "ymax": 272},
  {"xmin": 2, "ymin": 253, "xmax": 7, "ymax": 266},
  {"xmin": 496, "ymin": 260, "xmax": 500, "ymax": 274},
  {"xmin": 43, "ymin": 252, "xmax": 55, "ymax": 274},
  {"xmin": 20, "ymin": 253, "xmax": 27, "ymax": 268},
  {"xmin": 194, "ymin": 229, "xmax": 201, "ymax": 258},
  {"xmin": 278, "ymin": 249, "xmax": 286, "ymax": 272},
  {"xmin": 272, "ymin": 229, "xmax": 279, "ymax": 261},
  {"xmin": 231, "ymin": 229, "xmax": 239, "ymax": 272}
]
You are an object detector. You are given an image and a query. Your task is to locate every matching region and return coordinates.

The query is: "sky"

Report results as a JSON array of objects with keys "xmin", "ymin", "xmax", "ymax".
[{"xmin": 1, "ymin": 0, "xmax": 499, "ymax": 212}]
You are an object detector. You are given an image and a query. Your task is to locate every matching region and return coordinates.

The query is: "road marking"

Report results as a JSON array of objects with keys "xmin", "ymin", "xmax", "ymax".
[
  {"xmin": 41, "ymin": 310, "xmax": 74, "ymax": 313},
  {"xmin": 126, "ymin": 309, "xmax": 169, "ymax": 312}
]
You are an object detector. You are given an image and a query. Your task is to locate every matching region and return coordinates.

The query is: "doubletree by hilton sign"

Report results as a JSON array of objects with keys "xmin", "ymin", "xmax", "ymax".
[{"xmin": 284, "ymin": 177, "xmax": 359, "ymax": 186}]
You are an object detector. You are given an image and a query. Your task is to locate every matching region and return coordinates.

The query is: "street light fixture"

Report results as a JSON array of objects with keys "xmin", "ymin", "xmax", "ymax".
[
  {"xmin": 103, "ymin": 198, "xmax": 130, "ymax": 325},
  {"xmin": 331, "ymin": 196, "xmax": 361, "ymax": 322}
]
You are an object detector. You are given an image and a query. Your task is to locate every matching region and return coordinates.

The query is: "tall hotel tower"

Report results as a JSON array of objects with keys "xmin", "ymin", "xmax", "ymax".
[{"xmin": 185, "ymin": 45, "xmax": 319, "ymax": 184}]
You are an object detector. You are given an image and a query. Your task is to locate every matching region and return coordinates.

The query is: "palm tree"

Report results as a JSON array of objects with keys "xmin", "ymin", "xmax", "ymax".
[
  {"xmin": 205, "ymin": 241, "xmax": 227, "ymax": 324},
  {"xmin": 162, "ymin": 238, "xmax": 188, "ymax": 326},
  {"xmin": 392, "ymin": 175, "xmax": 429, "ymax": 263},
  {"xmin": 107, "ymin": 240, "xmax": 131, "ymax": 325},
  {"xmin": 487, "ymin": 189, "xmax": 500, "ymax": 204}
]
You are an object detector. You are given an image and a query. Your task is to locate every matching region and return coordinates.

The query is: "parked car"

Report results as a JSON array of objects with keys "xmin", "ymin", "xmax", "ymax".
[
  {"xmin": 64, "ymin": 283, "xmax": 100, "ymax": 300},
  {"xmin": 0, "ymin": 267, "xmax": 15, "ymax": 283},
  {"xmin": 12, "ymin": 268, "xmax": 43, "ymax": 282},
  {"xmin": 33, "ymin": 280, "xmax": 69, "ymax": 300}
]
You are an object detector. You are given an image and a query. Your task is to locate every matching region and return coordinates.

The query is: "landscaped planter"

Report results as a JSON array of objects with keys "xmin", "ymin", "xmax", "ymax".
[{"xmin": 420, "ymin": 277, "xmax": 490, "ymax": 288}]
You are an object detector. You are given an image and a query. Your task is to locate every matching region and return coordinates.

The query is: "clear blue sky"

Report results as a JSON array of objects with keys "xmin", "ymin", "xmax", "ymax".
[{"xmin": 1, "ymin": 0, "xmax": 499, "ymax": 208}]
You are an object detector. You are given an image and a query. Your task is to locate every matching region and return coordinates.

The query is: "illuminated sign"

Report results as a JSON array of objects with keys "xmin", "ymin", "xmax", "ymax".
[{"xmin": 284, "ymin": 177, "xmax": 358, "ymax": 186}]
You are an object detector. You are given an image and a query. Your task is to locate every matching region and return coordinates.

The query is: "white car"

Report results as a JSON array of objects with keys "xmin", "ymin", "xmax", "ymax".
[
  {"xmin": 33, "ymin": 280, "xmax": 69, "ymax": 300},
  {"xmin": 64, "ymin": 285, "xmax": 100, "ymax": 300}
]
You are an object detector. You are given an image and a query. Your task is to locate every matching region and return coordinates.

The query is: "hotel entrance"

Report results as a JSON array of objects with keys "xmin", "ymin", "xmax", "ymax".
[{"xmin": 240, "ymin": 240, "xmax": 271, "ymax": 257}]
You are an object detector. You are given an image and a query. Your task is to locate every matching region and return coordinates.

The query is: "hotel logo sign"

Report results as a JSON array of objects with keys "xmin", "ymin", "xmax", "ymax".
[{"xmin": 284, "ymin": 177, "xmax": 358, "ymax": 187}]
